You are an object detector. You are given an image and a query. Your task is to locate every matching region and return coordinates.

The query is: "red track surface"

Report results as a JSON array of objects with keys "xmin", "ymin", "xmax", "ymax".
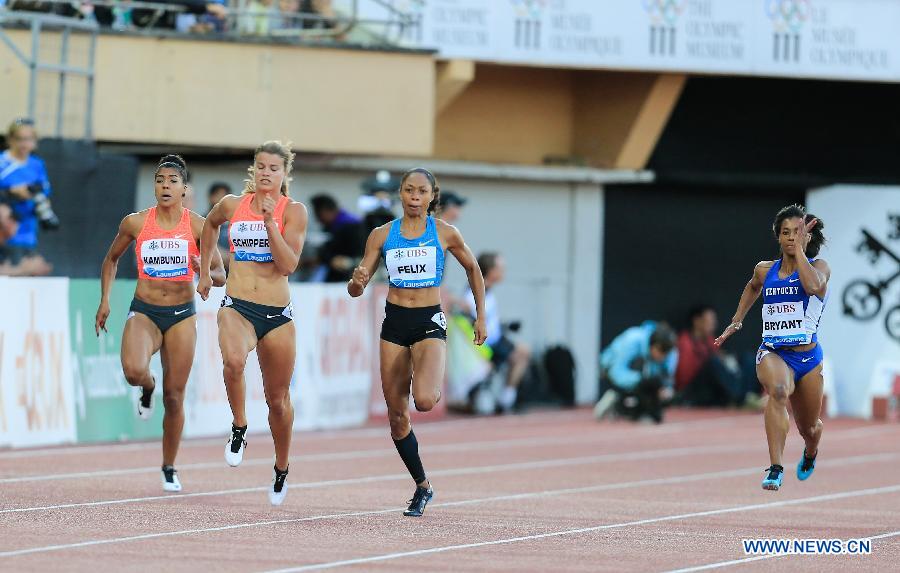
[{"xmin": 1, "ymin": 408, "xmax": 898, "ymax": 572}]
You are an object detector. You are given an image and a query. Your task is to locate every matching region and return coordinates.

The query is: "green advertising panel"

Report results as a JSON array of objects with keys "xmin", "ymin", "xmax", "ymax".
[{"xmin": 70, "ymin": 279, "xmax": 164, "ymax": 443}]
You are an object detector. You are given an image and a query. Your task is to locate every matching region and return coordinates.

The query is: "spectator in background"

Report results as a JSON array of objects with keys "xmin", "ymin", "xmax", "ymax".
[
  {"xmin": 239, "ymin": 0, "xmax": 276, "ymax": 35},
  {"xmin": 0, "ymin": 118, "xmax": 58, "ymax": 266},
  {"xmin": 357, "ymin": 170, "xmax": 397, "ymax": 283},
  {"xmin": 436, "ymin": 190, "xmax": 467, "ymax": 312},
  {"xmin": 464, "ymin": 252, "xmax": 530, "ymax": 413},
  {"xmin": 310, "ymin": 193, "xmax": 362, "ymax": 282},
  {"xmin": 676, "ymin": 305, "xmax": 764, "ymax": 409},
  {"xmin": 594, "ymin": 321, "xmax": 678, "ymax": 423},
  {"xmin": 208, "ymin": 181, "xmax": 232, "ymax": 268},
  {"xmin": 272, "ymin": 0, "xmax": 302, "ymax": 31},
  {"xmin": 436, "ymin": 190, "xmax": 466, "ymax": 225},
  {"xmin": 300, "ymin": 0, "xmax": 336, "ymax": 29},
  {"xmin": 0, "ymin": 202, "xmax": 51, "ymax": 276}
]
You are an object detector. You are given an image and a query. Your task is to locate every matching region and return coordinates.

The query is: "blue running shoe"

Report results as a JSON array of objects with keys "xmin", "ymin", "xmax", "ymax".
[
  {"xmin": 762, "ymin": 464, "xmax": 784, "ymax": 491},
  {"xmin": 797, "ymin": 448, "xmax": 817, "ymax": 481}
]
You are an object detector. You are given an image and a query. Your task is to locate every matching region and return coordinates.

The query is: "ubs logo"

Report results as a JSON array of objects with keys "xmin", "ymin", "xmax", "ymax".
[
  {"xmin": 766, "ymin": 0, "xmax": 810, "ymax": 62},
  {"xmin": 644, "ymin": 0, "xmax": 686, "ymax": 57},
  {"xmin": 238, "ymin": 222, "xmax": 248, "ymax": 233},
  {"xmin": 148, "ymin": 241, "xmax": 158, "ymax": 251},
  {"xmin": 511, "ymin": 0, "xmax": 547, "ymax": 50}
]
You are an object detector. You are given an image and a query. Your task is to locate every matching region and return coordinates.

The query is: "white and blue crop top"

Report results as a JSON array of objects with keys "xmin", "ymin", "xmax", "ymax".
[
  {"xmin": 381, "ymin": 216, "xmax": 445, "ymax": 289},
  {"xmin": 761, "ymin": 258, "xmax": 827, "ymax": 348}
]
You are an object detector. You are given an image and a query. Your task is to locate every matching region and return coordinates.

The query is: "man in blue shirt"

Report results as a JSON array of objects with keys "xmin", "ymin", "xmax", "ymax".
[
  {"xmin": 595, "ymin": 321, "xmax": 678, "ymax": 423},
  {"xmin": 0, "ymin": 118, "xmax": 57, "ymax": 264}
]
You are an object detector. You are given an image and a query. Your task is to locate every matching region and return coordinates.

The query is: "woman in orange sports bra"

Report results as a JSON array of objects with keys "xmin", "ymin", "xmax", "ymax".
[
  {"xmin": 95, "ymin": 155, "xmax": 226, "ymax": 493},
  {"xmin": 197, "ymin": 141, "xmax": 308, "ymax": 506}
]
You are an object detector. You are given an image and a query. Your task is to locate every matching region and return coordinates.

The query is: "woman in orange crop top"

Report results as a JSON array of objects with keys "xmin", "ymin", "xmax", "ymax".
[
  {"xmin": 95, "ymin": 155, "xmax": 226, "ymax": 492},
  {"xmin": 197, "ymin": 141, "xmax": 308, "ymax": 506}
]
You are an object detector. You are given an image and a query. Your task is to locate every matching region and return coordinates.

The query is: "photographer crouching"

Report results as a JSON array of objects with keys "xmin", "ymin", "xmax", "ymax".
[{"xmin": 0, "ymin": 118, "xmax": 58, "ymax": 275}]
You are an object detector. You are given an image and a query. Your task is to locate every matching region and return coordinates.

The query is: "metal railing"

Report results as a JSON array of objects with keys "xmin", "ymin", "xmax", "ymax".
[
  {"xmin": 0, "ymin": 10, "xmax": 98, "ymax": 139},
  {"xmin": 1, "ymin": 0, "xmax": 423, "ymax": 44}
]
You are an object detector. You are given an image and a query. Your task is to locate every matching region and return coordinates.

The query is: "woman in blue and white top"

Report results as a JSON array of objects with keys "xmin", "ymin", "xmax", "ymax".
[
  {"xmin": 715, "ymin": 204, "xmax": 829, "ymax": 492},
  {"xmin": 349, "ymin": 168, "xmax": 487, "ymax": 517}
]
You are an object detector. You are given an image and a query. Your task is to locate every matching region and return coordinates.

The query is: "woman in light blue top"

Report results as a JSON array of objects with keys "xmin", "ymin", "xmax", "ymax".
[{"xmin": 349, "ymin": 167, "xmax": 487, "ymax": 517}]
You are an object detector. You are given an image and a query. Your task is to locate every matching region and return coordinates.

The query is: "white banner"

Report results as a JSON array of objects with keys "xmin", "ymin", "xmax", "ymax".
[
  {"xmin": 807, "ymin": 185, "xmax": 900, "ymax": 417},
  {"xmin": 0, "ymin": 277, "xmax": 76, "ymax": 447},
  {"xmin": 368, "ymin": 0, "xmax": 900, "ymax": 83},
  {"xmin": 182, "ymin": 284, "xmax": 374, "ymax": 439}
]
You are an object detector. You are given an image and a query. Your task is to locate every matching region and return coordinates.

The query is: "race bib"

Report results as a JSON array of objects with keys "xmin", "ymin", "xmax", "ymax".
[
  {"xmin": 231, "ymin": 221, "xmax": 276, "ymax": 262},
  {"xmin": 385, "ymin": 246, "xmax": 437, "ymax": 287},
  {"xmin": 761, "ymin": 301, "xmax": 809, "ymax": 345},
  {"xmin": 141, "ymin": 238, "xmax": 190, "ymax": 278}
]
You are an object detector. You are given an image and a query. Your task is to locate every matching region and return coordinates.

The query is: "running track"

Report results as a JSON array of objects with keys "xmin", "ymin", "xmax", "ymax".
[{"xmin": 1, "ymin": 408, "xmax": 898, "ymax": 572}]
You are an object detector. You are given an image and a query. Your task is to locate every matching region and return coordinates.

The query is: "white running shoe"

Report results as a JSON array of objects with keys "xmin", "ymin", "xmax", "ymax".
[
  {"xmin": 269, "ymin": 464, "xmax": 289, "ymax": 506},
  {"xmin": 137, "ymin": 375, "xmax": 156, "ymax": 420},
  {"xmin": 225, "ymin": 425, "xmax": 247, "ymax": 467},
  {"xmin": 593, "ymin": 389, "xmax": 618, "ymax": 420},
  {"xmin": 161, "ymin": 466, "xmax": 182, "ymax": 492}
]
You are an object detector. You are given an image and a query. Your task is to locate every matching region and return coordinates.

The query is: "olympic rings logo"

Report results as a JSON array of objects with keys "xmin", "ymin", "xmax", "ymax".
[
  {"xmin": 766, "ymin": 0, "xmax": 811, "ymax": 33},
  {"xmin": 510, "ymin": 0, "xmax": 548, "ymax": 19},
  {"xmin": 643, "ymin": 0, "xmax": 687, "ymax": 26}
]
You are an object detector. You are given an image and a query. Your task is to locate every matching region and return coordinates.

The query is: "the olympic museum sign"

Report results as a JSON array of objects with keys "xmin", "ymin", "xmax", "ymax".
[{"xmin": 375, "ymin": 0, "xmax": 898, "ymax": 83}]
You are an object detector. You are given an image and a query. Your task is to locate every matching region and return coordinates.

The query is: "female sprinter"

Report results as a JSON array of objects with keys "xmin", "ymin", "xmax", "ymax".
[
  {"xmin": 197, "ymin": 141, "xmax": 307, "ymax": 506},
  {"xmin": 714, "ymin": 204, "xmax": 829, "ymax": 491},
  {"xmin": 95, "ymin": 155, "xmax": 226, "ymax": 492},
  {"xmin": 349, "ymin": 168, "xmax": 487, "ymax": 517}
]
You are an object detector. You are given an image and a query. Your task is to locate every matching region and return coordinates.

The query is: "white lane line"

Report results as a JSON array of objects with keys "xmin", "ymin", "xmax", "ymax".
[
  {"xmin": 0, "ymin": 409, "xmax": 610, "ymax": 460},
  {"xmin": 0, "ymin": 415, "xmax": 756, "ymax": 484},
  {"xmin": 662, "ymin": 529, "xmax": 900, "ymax": 572},
  {"xmin": 1, "ymin": 451, "xmax": 897, "ymax": 558},
  {"xmin": 0, "ymin": 412, "xmax": 749, "ymax": 461},
  {"xmin": 259, "ymin": 483, "xmax": 900, "ymax": 572},
  {"xmin": 1, "ymin": 415, "xmax": 888, "ymax": 491},
  {"xmin": 1, "ymin": 442, "xmax": 759, "ymax": 514}
]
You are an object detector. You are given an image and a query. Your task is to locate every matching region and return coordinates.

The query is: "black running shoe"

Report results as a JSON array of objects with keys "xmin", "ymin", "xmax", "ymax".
[
  {"xmin": 161, "ymin": 465, "xmax": 181, "ymax": 492},
  {"xmin": 225, "ymin": 424, "xmax": 247, "ymax": 467},
  {"xmin": 403, "ymin": 485, "xmax": 434, "ymax": 517},
  {"xmin": 269, "ymin": 464, "xmax": 289, "ymax": 506},
  {"xmin": 137, "ymin": 376, "xmax": 155, "ymax": 420}
]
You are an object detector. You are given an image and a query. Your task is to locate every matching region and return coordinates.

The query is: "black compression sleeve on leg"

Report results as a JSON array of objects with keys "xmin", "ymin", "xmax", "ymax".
[{"xmin": 393, "ymin": 428, "xmax": 427, "ymax": 485}]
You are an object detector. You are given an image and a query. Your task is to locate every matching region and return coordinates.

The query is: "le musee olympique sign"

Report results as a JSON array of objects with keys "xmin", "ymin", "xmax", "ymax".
[{"xmin": 393, "ymin": 0, "xmax": 897, "ymax": 82}]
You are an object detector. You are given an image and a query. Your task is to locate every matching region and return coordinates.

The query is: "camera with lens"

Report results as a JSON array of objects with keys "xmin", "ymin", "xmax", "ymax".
[{"xmin": 0, "ymin": 183, "xmax": 60, "ymax": 230}]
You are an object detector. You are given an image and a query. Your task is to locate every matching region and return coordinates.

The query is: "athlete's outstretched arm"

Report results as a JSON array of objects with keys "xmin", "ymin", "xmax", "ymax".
[
  {"xmin": 443, "ymin": 222, "xmax": 487, "ymax": 346},
  {"xmin": 348, "ymin": 226, "xmax": 387, "ymax": 297},
  {"xmin": 794, "ymin": 218, "xmax": 830, "ymax": 298},
  {"xmin": 190, "ymin": 212, "xmax": 226, "ymax": 287},
  {"xmin": 266, "ymin": 201, "xmax": 307, "ymax": 276},
  {"xmin": 96, "ymin": 214, "xmax": 138, "ymax": 335},
  {"xmin": 714, "ymin": 261, "xmax": 769, "ymax": 347}
]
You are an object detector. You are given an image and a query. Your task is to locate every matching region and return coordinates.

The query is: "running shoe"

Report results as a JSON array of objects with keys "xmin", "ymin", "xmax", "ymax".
[
  {"xmin": 225, "ymin": 424, "xmax": 247, "ymax": 467},
  {"xmin": 269, "ymin": 464, "xmax": 289, "ymax": 506},
  {"xmin": 137, "ymin": 375, "xmax": 155, "ymax": 420},
  {"xmin": 403, "ymin": 484, "xmax": 434, "ymax": 517},
  {"xmin": 161, "ymin": 465, "xmax": 182, "ymax": 492},
  {"xmin": 762, "ymin": 464, "xmax": 784, "ymax": 491},
  {"xmin": 796, "ymin": 448, "xmax": 817, "ymax": 481}
]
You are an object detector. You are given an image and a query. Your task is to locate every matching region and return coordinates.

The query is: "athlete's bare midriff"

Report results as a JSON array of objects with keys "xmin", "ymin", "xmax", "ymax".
[
  {"xmin": 134, "ymin": 279, "xmax": 195, "ymax": 306},
  {"xmin": 386, "ymin": 285, "xmax": 441, "ymax": 308},
  {"xmin": 226, "ymin": 259, "xmax": 290, "ymax": 306}
]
